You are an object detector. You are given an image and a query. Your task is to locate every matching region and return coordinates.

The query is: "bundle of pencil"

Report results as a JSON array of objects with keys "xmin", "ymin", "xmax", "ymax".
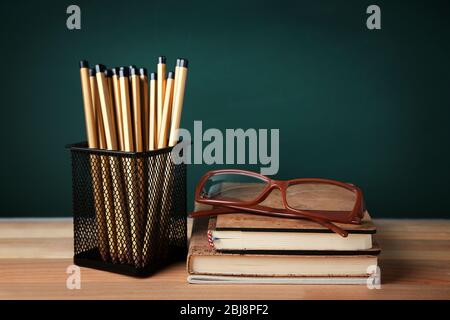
[{"xmin": 78, "ymin": 57, "xmax": 189, "ymax": 267}]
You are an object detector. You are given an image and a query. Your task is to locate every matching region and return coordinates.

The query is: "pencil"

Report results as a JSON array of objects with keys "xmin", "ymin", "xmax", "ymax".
[
  {"xmin": 107, "ymin": 67, "xmax": 133, "ymax": 264},
  {"xmin": 157, "ymin": 56, "xmax": 166, "ymax": 141},
  {"xmin": 131, "ymin": 66, "xmax": 145, "ymax": 266},
  {"xmin": 95, "ymin": 64, "xmax": 118, "ymax": 150},
  {"xmin": 169, "ymin": 59, "xmax": 188, "ymax": 146},
  {"xmin": 158, "ymin": 59, "xmax": 188, "ymax": 260},
  {"xmin": 79, "ymin": 61, "xmax": 98, "ymax": 147},
  {"xmin": 139, "ymin": 68, "xmax": 149, "ymax": 151},
  {"xmin": 130, "ymin": 67, "xmax": 143, "ymax": 152},
  {"xmin": 148, "ymin": 72, "xmax": 157, "ymax": 150},
  {"xmin": 119, "ymin": 67, "xmax": 134, "ymax": 151},
  {"xmin": 89, "ymin": 69, "xmax": 107, "ymax": 149},
  {"xmin": 119, "ymin": 67, "xmax": 135, "ymax": 264},
  {"xmin": 105, "ymin": 69, "xmax": 117, "ymax": 136},
  {"xmin": 80, "ymin": 61, "xmax": 109, "ymax": 261},
  {"xmin": 111, "ymin": 68, "xmax": 125, "ymax": 150},
  {"xmin": 172, "ymin": 58, "xmax": 180, "ymax": 115},
  {"xmin": 142, "ymin": 71, "xmax": 162, "ymax": 264},
  {"xmin": 95, "ymin": 64, "xmax": 120, "ymax": 263},
  {"xmin": 157, "ymin": 72, "xmax": 174, "ymax": 148}
]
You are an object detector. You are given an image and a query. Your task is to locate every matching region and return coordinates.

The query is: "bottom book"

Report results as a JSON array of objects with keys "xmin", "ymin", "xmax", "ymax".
[
  {"xmin": 187, "ymin": 218, "xmax": 379, "ymax": 283},
  {"xmin": 188, "ymin": 275, "xmax": 370, "ymax": 285}
]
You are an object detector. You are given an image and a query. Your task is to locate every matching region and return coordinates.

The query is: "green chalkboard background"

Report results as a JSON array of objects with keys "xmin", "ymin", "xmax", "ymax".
[{"xmin": 1, "ymin": 0, "xmax": 449, "ymax": 218}]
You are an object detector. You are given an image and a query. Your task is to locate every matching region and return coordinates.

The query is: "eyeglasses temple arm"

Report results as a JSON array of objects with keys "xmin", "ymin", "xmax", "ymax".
[
  {"xmin": 306, "ymin": 216, "xmax": 348, "ymax": 237},
  {"xmin": 189, "ymin": 207, "xmax": 349, "ymax": 237},
  {"xmin": 189, "ymin": 206, "xmax": 237, "ymax": 218}
]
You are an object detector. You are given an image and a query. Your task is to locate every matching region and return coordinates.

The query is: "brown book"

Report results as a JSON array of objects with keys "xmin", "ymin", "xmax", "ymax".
[
  {"xmin": 187, "ymin": 218, "xmax": 378, "ymax": 278},
  {"xmin": 209, "ymin": 212, "xmax": 378, "ymax": 253},
  {"xmin": 215, "ymin": 211, "xmax": 376, "ymax": 233}
]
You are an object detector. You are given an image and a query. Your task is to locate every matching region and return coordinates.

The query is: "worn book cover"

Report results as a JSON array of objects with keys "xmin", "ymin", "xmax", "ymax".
[
  {"xmin": 207, "ymin": 216, "xmax": 381, "ymax": 254},
  {"xmin": 187, "ymin": 218, "xmax": 378, "ymax": 277}
]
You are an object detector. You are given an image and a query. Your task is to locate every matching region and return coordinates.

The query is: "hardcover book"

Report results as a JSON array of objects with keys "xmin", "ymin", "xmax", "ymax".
[
  {"xmin": 208, "ymin": 212, "xmax": 378, "ymax": 253},
  {"xmin": 187, "ymin": 218, "xmax": 378, "ymax": 281}
]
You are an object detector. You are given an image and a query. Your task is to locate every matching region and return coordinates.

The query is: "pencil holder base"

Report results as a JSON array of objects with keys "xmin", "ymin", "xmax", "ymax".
[
  {"xmin": 68, "ymin": 142, "xmax": 187, "ymax": 277},
  {"xmin": 74, "ymin": 246, "xmax": 187, "ymax": 277}
]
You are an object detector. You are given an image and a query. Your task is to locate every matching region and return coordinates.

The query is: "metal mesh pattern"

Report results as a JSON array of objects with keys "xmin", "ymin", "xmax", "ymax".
[{"xmin": 69, "ymin": 142, "xmax": 187, "ymax": 276}]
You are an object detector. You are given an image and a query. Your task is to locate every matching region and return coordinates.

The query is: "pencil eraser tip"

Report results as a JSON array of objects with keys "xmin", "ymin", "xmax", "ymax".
[
  {"xmin": 79, "ymin": 60, "xmax": 89, "ymax": 68},
  {"xmin": 150, "ymin": 72, "xmax": 157, "ymax": 80},
  {"xmin": 177, "ymin": 58, "xmax": 189, "ymax": 68},
  {"xmin": 119, "ymin": 67, "xmax": 129, "ymax": 77},
  {"xmin": 95, "ymin": 64, "xmax": 106, "ymax": 73},
  {"xmin": 130, "ymin": 67, "xmax": 138, "ymax": 75},
  {"xmin": 111, "ymin": 67, "xmax": 120, "ymax": 76},
  {"xmin": 139, "ymin": 68, "xmax": 148, "ymax": 76},
  {"xmin": 158, "ymin": 56, "xmax": 167, "ymax": 64}
]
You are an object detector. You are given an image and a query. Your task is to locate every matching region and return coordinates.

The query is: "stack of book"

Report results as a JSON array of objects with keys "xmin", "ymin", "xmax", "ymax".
[{"xmin": 187, "ymin": 206, "xmax": 380, "ymax": 284}]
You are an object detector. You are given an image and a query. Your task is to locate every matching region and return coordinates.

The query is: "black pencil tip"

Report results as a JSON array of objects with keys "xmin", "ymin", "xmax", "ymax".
[
  {"xmin": 150, "ymin": 72, "xmax": 157, "ymax": 80},
  {"xmin": 95, "ymin": 64, "xmax": 106, "ymax": 73},
  {"xmin": 111, "ymin": 67, "xmax": 120, "ymax": 76},
  {"xmin": 130, "ymin": 66, "xmax": 138, "ymax": 76},
  {"xmin": 105, "ymin": 69, "xmax": 113, "ymax": 77},
  {"xmin": 80, "ymin": 60, "xmax": 89, "ymax": 68},
  {"xmin": 158, "ymin": 56, "xmax": 166, "ymax": 64},
  {"xmin": 177, "ymin": 58, "xmax": 189, "ymax": 68},
  {"xmin": 167, "ymin": 71, "xmax": 174, "ymax": 79},
  {"xmin": 139, "ymin": 68, "xmax": 148, "ymax": 76},
  {"xmin": 89, "ymin": 68, "xmax": 95, "ymax": 77},
  {"xmin": 119, "ymin": 67, "xmax": 129, "ymax": 77}
]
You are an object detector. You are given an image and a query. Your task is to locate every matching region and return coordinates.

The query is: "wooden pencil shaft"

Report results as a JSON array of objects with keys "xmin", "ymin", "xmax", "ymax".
[
  {"xmin": 119, "ymin": 71, "xmax": 134, "ymax": 152},
  {"xmin": 96, "ymin": 67, "xmax": 123, "ymax": 263},
  {"xmin": 157, "ymin": 74, "xmax": 174, "ymax": 149},
  {"xmin": 106, "ymin": 72, "xmax": 115, "ymax": 117},
  {"xmin": 131, "ymin": 72, "xmax": 143, "ymax": 152},
  {"xmin": 89, "ymin": 75, "xmax": 107, "ymax": 149},
  {"xmin": 106, "ymin": 73, "xmax": 119, "ymax": 148},
  {"xmin": 109, "ymin": 70, "xmax": 134, "ymax": 264},
  {"xmin": 112, "ymin": 73, "xmax": 125, "ymax": 151},
  {"xmin": 80, "ymin": 65, "xmax": 98, "ymax": 148},
  {"xmin": 149, "ymin": 74, "xmax": 157, "ymax": 150},
  {"xmin": 81, "ymin": 63, "xmax": 109, "ymax": 261},
  {"xmin": 140, "ymin": 71, "xmax": 149, "ymax": 151},
  {"xmin": 169, "ymin": 63, "xmax": 188, "ymax": 146},
  {"xmin": 143, "ymin": 73, "xmax": 158, "ymax": 264},
  {"xmin": 95, "ymin": 65, "xmax": 118, "ymax": 150},
  {"xmin": 128, "ymin": 70, "xmax": 145, "ymax": 267},
  {"xmin": 100, "ymin": 156, "xmax": 119, "ymax": 263},
  {"xmin": 157, "ymin": 60, "xmax": 166, "ymax": 139},
  {"xmin": 90, "ymin": 157, "xmax": 110, "ymax": 261},
  {"xmin": 173, "ymin": 63, "xmax": 180, "ymax": 108},
  {"xmin": 142, "ymin": 154, "xmax": 166, "ymax": 264},
  {"xmin": 117, "ymin": 68, "xmax": 142, "ymax": 265}
]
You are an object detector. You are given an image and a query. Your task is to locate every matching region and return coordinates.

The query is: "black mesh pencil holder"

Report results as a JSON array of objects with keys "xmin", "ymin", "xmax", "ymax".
[{"xmin": 68, "ymin": 142, "xmax": 187, "ymax": 277}]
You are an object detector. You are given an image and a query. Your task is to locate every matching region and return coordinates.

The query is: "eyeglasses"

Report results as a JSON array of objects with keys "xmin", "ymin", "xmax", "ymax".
[{"xmin": 189, "ymin": 169, "xmax": 366, "ymax": 237}]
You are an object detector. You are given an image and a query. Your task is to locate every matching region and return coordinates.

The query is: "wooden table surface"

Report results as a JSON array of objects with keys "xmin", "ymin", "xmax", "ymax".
[{"xmin": 0, "ymin": 218, "xmax": 449, "ymax": 300}]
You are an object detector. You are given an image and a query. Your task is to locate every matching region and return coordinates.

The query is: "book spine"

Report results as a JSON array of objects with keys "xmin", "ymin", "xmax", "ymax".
[{"xmin": 207, "ymin": 230, "xmax": 215, "ymax": 249}]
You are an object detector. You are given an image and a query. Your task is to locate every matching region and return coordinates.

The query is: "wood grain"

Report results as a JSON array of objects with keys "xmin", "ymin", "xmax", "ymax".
[{"xmin": 0, "ymin": 218, "xmax": 449, "ymax": 300}]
